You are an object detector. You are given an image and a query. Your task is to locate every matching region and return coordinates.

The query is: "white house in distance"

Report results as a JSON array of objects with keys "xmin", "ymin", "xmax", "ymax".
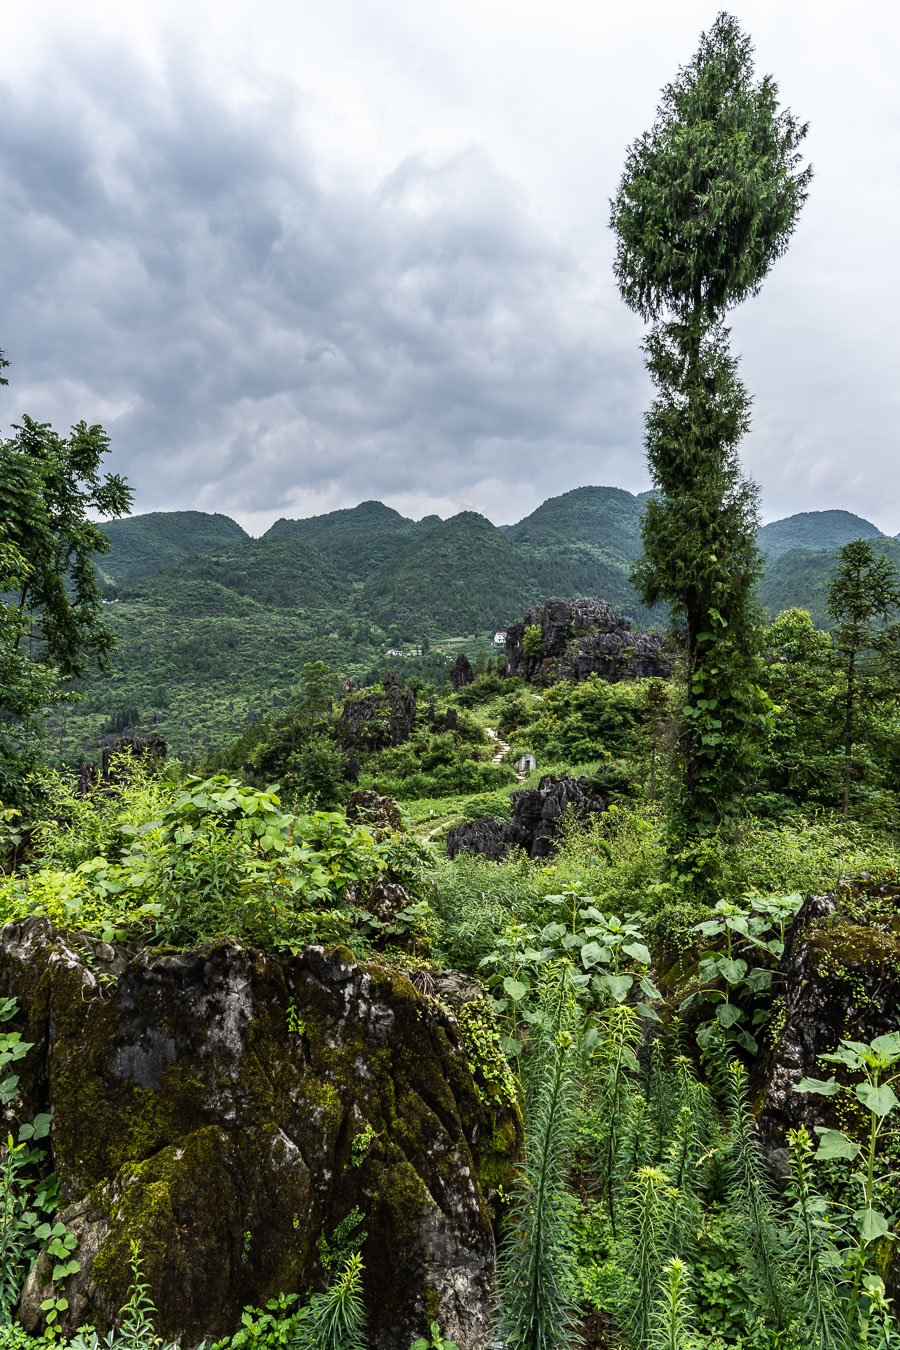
[{"xmin": 493, "ymin": 631, "xmax": 507, "ymax": 645}]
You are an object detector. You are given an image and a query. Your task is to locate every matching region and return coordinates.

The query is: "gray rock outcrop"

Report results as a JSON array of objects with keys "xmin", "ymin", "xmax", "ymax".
[
  {"xmin": 338, "ymin": 674, "xmax": 416, "ymax": 753},
  {"xmin": 345, "ymin": 789, "xmax": 403, "ymax": 835},
  {"xmin": 505, "ymin": 598, "xmax": 670, "ymax": 685},
  {"xmin": 0, "ymin": 919, "xmax": 521, "ymax": 1350},
  {"xmin": 446, "ymin": 775, "xmax": 608, "ymax": 861},
  {"xmin": 757, "ymin": 886, "xmax": 900, "ymax": 1149},
  {"xmin": 450, "ymin": 654, "xmax": 475, "ymax": 692}
]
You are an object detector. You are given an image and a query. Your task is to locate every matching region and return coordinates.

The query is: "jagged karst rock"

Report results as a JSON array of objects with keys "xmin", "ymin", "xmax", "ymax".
[
  {"xmin": 450, "ymin": 654, "xmax": 474, "ymax": 692},
  {"xmin": 345, "ymin": 789, "xmax": 403, "ymax": 835},
  {"xmin": 338, "ymin": 674, "xmax": 417, "ymax": 753},
  {"xmin": 505, "ymin": 597, "xmax": 670, "ymax": 685},
  {"xmin": 446, "ymin": 775, "xmax": 608, "ymax": 861},
  {"xmin": 343, "ymin": 755, "xmax": 360, "ymax": 783},
  {"xmin": 1, "ymin": 919, "xmax": 521, "ymax": 1350}
]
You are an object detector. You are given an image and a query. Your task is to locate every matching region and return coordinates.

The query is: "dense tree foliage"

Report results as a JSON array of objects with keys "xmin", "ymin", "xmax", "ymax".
[
  {"xmin": 0, "ymin": 415, "xmax": 131, "ymax": 678},
  {"xmin": 611, "ymin": 12, "xmax": 811, "ymax": 857},
  {"xmin": 827, "ymin": 539, "xmax": 900, "ymax": 817},
  {"xmin": 0, "ymin": 354, "xmax": 131, "ymax": 801}
]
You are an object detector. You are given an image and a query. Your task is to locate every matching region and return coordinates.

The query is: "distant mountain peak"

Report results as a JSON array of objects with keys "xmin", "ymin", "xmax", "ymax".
[{"xmin": 758, "ymin": 509, "xmax": 884, "ymax": 559}]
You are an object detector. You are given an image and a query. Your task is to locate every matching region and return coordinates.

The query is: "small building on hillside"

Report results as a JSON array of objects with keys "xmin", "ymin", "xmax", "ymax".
[{"xmin": 493, "ymin": 631, "xmax": 507, "ymax": 645}]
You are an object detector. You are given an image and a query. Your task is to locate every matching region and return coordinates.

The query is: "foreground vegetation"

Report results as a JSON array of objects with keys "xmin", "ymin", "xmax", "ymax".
[
  {"xmin": 3, "ymin": 10, "xmax": 900, "ymax": 1350},
  {"xmin": 1, "ymin": 749, "xmax": 899, "ymax": 1348}
]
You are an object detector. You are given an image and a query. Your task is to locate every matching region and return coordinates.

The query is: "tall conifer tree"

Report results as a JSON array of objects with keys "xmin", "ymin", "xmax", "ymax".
[{"xmin": 610, "ymin": 13, "xmax": 811, "ymax": 858}]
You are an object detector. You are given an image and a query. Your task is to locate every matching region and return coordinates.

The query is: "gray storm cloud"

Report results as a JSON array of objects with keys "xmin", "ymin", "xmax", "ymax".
[
  {"xmin": 0, "ymin": 44, "xmax": 646, "ymax": 532},
  {"xmin": 3, "ymin": 14, "xmax": 896, "ymax": 538}
]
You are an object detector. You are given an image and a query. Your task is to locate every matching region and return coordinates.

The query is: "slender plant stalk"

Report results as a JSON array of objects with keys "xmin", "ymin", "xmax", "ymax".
[
  {"xmin": 649, "ymin": 1257, "xmax": 695, "ymax": 1350},
  {"xmin": 726, "ymin": 1062, "xmax": 788, "ymax": 1333},
  {"xmin": 495, "ymin": 966, "xmax": 579, "ymax": 1350}
]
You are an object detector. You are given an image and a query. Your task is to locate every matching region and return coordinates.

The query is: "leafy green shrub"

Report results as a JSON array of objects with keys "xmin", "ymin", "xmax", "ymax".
[
  {"xmin": 493, "ymin": 692, "xmax": 535, "ymax": 738},
  {"xmin": 528, "ymin": 677, "xmax": 644, "ymax": 762},
  {"xmin": 29, "ymin": 763, "xmax": 172, "ymax": 871},
  {"xmin": 0, "ymin": 775, "xmax": 432, "ymax": 952},
  {"xmin": 452, "ymin": 673, "xmax": 506, "ymax": 708},
  {"xmin": 0, "ymin": 998, "xmax": 76, "ymax": 1324},
  {"xmin": 522, "ymin": 624, "xmax": 544, "ymax": 659},
  {"xmin": 408, "ymin": 1322, "xmax": 459, "ymax": 1350},
  {"xmin": 284, "ymin": 737, "xmax": 348, "ymax": 809},
  {"xmin": 460, "ymin": 791, "xmax": 513, "ymax": 822}
]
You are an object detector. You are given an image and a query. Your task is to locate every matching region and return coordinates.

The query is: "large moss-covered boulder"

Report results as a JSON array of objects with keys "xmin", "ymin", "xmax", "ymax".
[
  {"xmin": 0, "ymin": 918, "xmax": 522, "ymax": 1350},
  {"xmin": 757, "ymin": 887, "xmax": 900, "ymax": 1149},
  {"xmin": 755, "ymin": 886, "xmax": 900, "ymax": 1296}
]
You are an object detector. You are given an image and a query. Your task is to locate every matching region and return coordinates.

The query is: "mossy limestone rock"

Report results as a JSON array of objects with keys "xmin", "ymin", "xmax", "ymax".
[
  {"xmin": 756, "ymin": 888, "xmax": 900, "ymax": 1295},
  {"xmin": 0, "ymin": 918, "xmax": 522, "ymax": 1350},
  {"xmin": 757, "ymin": 889, "xmax": 900, "ymax": 1149}
]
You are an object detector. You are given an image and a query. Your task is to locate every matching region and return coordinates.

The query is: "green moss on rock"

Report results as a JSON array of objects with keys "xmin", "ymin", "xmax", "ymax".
[{"xmin": 2, "ymin": 921, "xmax": 518, "ymax": 1350}]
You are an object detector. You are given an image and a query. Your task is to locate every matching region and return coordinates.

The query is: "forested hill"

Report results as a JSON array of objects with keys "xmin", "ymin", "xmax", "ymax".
[
  {"xmin": 119, "ymin": 537, "xmax": 349, "ymax": 613},
  {"xmin": 757, "ymin": 509, "xmax": 884, "ymax": 558},
  {"xmin": 359, "ymin": 511, "xmax": 546, "ymax": 632},
  {"xmin": 507, "ymin": 484, "xmax": 646, "ymax": 558},
  {"xmin": 758, "ymin": 537, "xmax": 900, "ymax": 627},
  {"xmin": 263, "ymin": 500, "xmax": 439, "ymax": 581},
  {"xmin": 93, "ymin": 489, "xmax": 900, "ymax": 636},
  {"xmin": 97, "ymin": 510, "xmax": 249, "ymax": 584}
]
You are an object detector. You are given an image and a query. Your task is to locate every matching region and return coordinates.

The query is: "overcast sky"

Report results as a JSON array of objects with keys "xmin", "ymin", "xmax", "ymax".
[{"xmin": 2, "ymin": 1, "xmax": 898, "ymax": 536}]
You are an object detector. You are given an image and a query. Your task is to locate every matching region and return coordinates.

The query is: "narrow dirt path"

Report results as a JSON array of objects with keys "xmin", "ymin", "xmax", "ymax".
[
  {"xmin": 424, "ymin": 728, "xmax": 528, "ymax": 843},
  {"xmin": 485, "ymin": 727, "xmax": 528, "ymax": 780}
]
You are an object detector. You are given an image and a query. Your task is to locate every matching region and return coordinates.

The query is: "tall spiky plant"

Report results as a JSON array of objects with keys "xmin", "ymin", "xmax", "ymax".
[
  {"xmin": 783, "ymin": 1127, "xmax": 850, "ymax": 1350},
  {"xmin": 617, "ymin": 1165, "xmax": 678, "ymax": 1348},
  {"xmin": 726, "ymin": 1061, "xmax": 789, "ymax": 1333},
  {"xmin": 592, "ymin": 1002, "xmax": 642, "ymax": 1239},
  {"xmin": 297, "ymin": 1253, "xmax": 367, "ymax": 1350},
  {"xmin": 649, "ymin": 1257, "xmax": 696, "ymax": 1350},
  {"xmin": 667, "ymin": 1056, "xmax": 720, "ymax": 1213},
  {"xmin": 494, "ymin": 966, "xmax": 580, "ymax": 1350},
  {"xmin": 645, "ymin": 1032, "xmax": 676, "ymax": 1160},
  {"xmin": 619, "ymin": 1094, "xmax": 654, "ymax": 1180}
]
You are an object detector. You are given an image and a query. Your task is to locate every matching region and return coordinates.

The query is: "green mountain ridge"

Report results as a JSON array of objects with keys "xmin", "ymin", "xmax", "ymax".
[
  {"xmin": 758, "ymin": 538, "xmax": 900, "ymax": 627},
  {"xmin": 507, "ymin": 484, "xmax": 647, "ymax": 559},
  {"xmin": 60, "ymin": 488, "xmax": 900, "ymax": 762},
  {"xmin": 757, "ymin": 509, "xmax": 884, "ymax": 559},
  {"xmin": 119, "ymin": 536, "xmax": 349, "ymax": 612},
  {"xmin": 262, "ymin": 500, "xmax": 431, "ymax": 581},
  {"xmin": 98, "ymin": 510, "xmax": 249, "ymax": 584},
  {"xmin": 358, "ymin": 510, "xmax": 546, "ymax": 633}
]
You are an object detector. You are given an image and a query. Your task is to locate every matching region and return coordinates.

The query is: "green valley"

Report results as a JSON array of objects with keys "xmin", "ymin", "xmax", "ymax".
[{"xmin": 46, "ymin": 489, "xmax": 899, "ymax": 765}]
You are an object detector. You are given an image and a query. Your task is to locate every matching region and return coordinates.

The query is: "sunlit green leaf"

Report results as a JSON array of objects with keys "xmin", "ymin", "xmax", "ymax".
[{"xmin": 814, "ymin": 1127, "xmax": 860, "ymax": 1161}]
